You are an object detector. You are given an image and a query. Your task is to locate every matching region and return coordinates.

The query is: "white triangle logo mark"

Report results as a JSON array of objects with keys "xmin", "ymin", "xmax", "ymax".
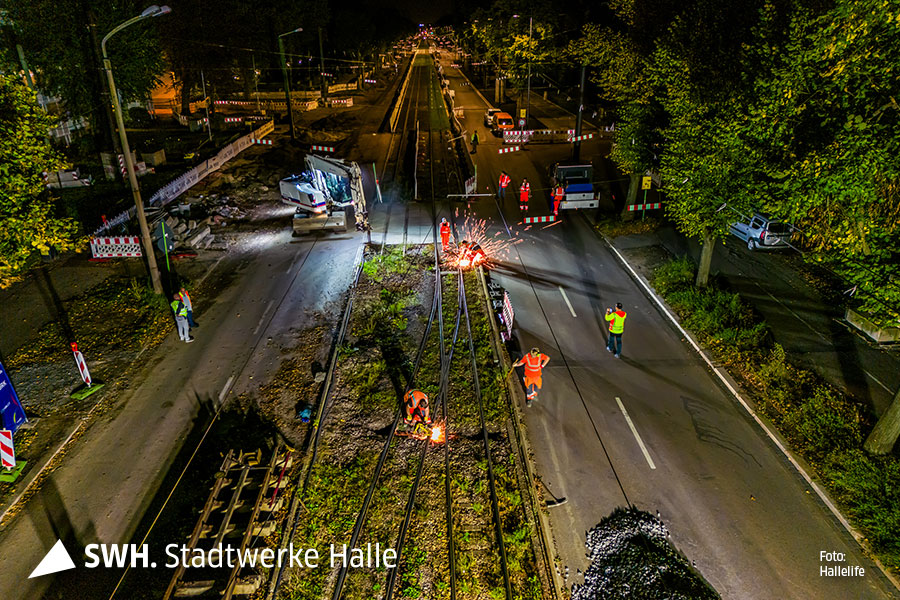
[{"xmin": 29, "ymin": 539, "xmax": 76, "ymax": 578}]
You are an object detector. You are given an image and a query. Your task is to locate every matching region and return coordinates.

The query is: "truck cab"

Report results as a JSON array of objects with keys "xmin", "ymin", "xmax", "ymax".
[
  {"xmin": 728, "ymin": 212, "xmax": 793, "ymax": 250},
  {"xmin": 550, "ymin": 163, "xmax": 599, "ymax": 210}
]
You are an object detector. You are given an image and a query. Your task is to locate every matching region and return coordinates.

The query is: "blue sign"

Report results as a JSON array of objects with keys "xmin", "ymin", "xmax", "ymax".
[{"xmin": 0, "ymin": 359, "xmax": 27, "ymax": 434}]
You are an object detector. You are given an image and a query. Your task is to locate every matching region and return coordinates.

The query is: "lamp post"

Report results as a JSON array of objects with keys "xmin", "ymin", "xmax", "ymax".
[
  {"xmin": 278, "ymin": 26, "xmax": 303, "ymax": 140},
  {"xmin": 102, "ymin": 5, "xmax": 170, "ymax": 295},
  {"xmin": 525, "ymin": 16, "xmax": 532, "ymax": 129}
]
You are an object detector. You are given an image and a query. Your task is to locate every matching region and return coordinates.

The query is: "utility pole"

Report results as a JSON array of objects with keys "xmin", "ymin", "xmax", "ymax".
[
  {"xmin": 86, "ymin": 8, "xmax": 123, "ymax": 165},
  {"xmin": 278, "ymin": 27, "xmax": 302, "ymax": 141},
  {"xmin": 102, "ymin": 6, "xmax": 171, "ymax": 295},
  {"xmin": 200, "ymin": 70, "xmax": 212, "ymax": 142},
  {"xmin": 573, "ymin": 65, "xmax": 586, "ymax": 162},
  {"xmin": 525, "ymin": 16, "xmax": 532, "ymax": 128},
  {"xmin": 318, "ymin": 27, "xmax": 327, "ymax": 98}
]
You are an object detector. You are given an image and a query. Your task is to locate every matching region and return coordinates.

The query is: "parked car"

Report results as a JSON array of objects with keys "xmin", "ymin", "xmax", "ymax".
[
  {"xmin": 494, "ymin": 112, "xmax": 514, "ymax": 131},
  {"xmin": 484, "ymin": 108, "xmax": 501, "ymax": 128},
  {"xmin": 729, "ymin": 212, "xmax": 793, "ymax": 250}
]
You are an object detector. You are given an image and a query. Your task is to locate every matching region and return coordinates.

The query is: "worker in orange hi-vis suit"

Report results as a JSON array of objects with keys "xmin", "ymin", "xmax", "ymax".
[
  {"xmin": 439, "ymin": 217, "xmax": 452, "ymax": 251},
  {"xmin": 512, "ymin": 347, "xmax": 549, "ymax": 405},
  {"xmin": 519, "ymin": 178, "xmax": 531, "ymax": 212},
  {"xmin": 403, "ymin": 389, "xmax": 432, "ymax": 425},
  {"xmin": 552, "ymin": 184, "xmax": 565, "ymax": 216}
]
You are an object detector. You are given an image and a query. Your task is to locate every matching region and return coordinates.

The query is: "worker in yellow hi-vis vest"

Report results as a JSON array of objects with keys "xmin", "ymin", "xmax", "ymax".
[{"xmin": 605, "ymin": 302, "xmax": 627, "ymax": 358}]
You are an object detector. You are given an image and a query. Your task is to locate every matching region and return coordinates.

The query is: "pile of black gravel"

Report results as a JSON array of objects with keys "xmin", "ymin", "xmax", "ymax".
[{"xmin": 572, "ymin": 508, "xmax": 720, "ymax": 600}]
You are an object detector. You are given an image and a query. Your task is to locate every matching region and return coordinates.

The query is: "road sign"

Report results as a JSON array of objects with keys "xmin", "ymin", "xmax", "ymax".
[
  {"xmin": 71, "ymin": 343, "xmax": 92, "ymax": 387},
  {"xmin": 0, "ymin": 429, "xmax": 14, "ymax": 469},
  {"xmin": 0, "ymin": 359, "xmax": 26, "ymax": 434},
  {"xmin": 311, "ymin": 145, "xmax": 334, "ymax": 153},
  {"xmin": 641, "ymin": 176, "xmax": 652, "ymax": 190},
  {"xmin": 519, "ymin": 109, "xmax": 526, "ymax": 119},
  {"xmin": 518, "ymin": 118, "xmax": 526, "ymax": 128},
  {"xmin": 498, "ymin": 146, "xmax": 521, "ymax": 154},
  {"xmin": 523, "ymin": 215, "xmax": 557, "ymax": 224}
]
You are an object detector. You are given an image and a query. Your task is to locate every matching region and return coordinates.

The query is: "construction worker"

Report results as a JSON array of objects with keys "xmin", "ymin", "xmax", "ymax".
[
  {"xmin": 171, "ymin": 294, "xmax": 194, "ymax": 343},
  {"xmin": 498, "ymin": 171, "xmax": 512, "ymax": 200},
  {"xmin": 471, "ymin": 130, "xmax": 480, "ymax": 154},
  {"xmin": 440, "ymin": 218, "xmax": 452, "ymax": 251},
  {"xmin": 179, "ymin": 287, "xmax": 198, "ymax": 328},
  {"xmin": 513, "ymin": 347, "xmax": 549, "ymax": 405},
  {"xmin": 404, "ymin": 389, "xmax": 432, "ymax": 425},
  {"xmin": 552, "ymin": 184, "xmax": 565, "ymax": 216},
  {"xmin": 458, "ymin": 240, "xmax": 486, "ymax": 267},
  {"xmin": 519, "ymin": 178, "xmax": 530, "ymax": 212},
  {"xmin": 605, "ymin": 302, "xmax": 627, "ymax": 358}
]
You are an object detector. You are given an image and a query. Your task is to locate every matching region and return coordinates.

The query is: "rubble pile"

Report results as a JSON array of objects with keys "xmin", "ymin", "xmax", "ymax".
[
  {"xmin": 163, "ymin": 194, "xmax": 249, "ymax": 251},
  {"xmin": 572, "ymin": 508, "xmax": 719, "ymax": 600}
]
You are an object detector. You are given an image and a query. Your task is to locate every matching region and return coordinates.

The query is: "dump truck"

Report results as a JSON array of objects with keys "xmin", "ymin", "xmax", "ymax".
[
  {"xmin": 280, "ymin": 154, "xmax": 367, "ymax": 234},
  {"xmin": 549, "ymin": 163, "xmax": 599, "ymax": 210}
]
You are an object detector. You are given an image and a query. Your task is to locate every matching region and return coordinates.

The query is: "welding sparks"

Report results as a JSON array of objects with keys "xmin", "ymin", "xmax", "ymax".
[
  {"xmin": 431, "ymin": 424, "xmax": 445, "ymax": 443},
  {"xmin": 445, "ymin": 212, "xmax": 513, "ymax": 270}
]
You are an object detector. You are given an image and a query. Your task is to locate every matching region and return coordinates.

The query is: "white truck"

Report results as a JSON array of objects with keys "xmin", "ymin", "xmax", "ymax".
[
  {"xmin": 280, "ymin": 154, "xmax": 367, "ymax": 234},
  {"xmin": 549, "ymin": 163, "xmax": 599, "ymax": 210}
]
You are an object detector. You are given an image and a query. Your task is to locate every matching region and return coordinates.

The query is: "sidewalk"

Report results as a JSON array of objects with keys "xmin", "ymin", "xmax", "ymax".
[{"xmin": 610, "ymin": 223, "xmax": 900, "ymax": 416}]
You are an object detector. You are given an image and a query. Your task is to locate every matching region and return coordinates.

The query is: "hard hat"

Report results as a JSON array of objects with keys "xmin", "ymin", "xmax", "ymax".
[{"xmin": 441, "ymin": 217, "xmax": 447, "ymax": 223}]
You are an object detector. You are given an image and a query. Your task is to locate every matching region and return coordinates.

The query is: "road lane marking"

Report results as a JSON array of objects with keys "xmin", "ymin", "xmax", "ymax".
[
  {"xmin": 616, "ymin": 397, "xmax": 656, "ymax": 470},
  {"xmin": 862, "ymin": 369, "xmax": 893, "ymax": 394},
  {"xmin": 558, "ymin": 286, "xmax": 577, "ymax": 318},
  {"xmin": 252, "ymin": 300, "xmax": 275, "ymax": 335},
  {"xmin": 219, "ymin": 375, "xmax": 235, "ymax": 403}
]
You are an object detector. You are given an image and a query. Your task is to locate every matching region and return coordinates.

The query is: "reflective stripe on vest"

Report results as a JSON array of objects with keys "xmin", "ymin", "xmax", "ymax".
[
  {"xmin": 554, "ymin": 186, "xmax": 564, "ymax": 200},
  {"xmin": 523, "ymin": 353, "xmax": 543, "ymax": 377},
  {"xmin": 440, "ymin": 223, "xmax": 451, "ymax": 236},
  {"xmin": 171, "ymin": 300, "xmax": 187, "ymax": 317},
  {"xmin": 607, "ymin": 310, "xmax": 626, "ymax": 334}
]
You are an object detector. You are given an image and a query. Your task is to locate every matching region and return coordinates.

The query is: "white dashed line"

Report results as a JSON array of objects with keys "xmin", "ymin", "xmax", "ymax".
[
  {"xmin": 616, "ymin": 397, "xmax": 656, "ymax": 470},
  {"xmin": 559, "ymin": 286, "xmax": 577, "ymax": 318}
]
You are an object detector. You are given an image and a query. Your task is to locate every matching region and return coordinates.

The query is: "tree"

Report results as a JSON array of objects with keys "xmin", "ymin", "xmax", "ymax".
[
  {"xmin": 0, "ymin": 75, "xmax": 78, "ymax": 286},
  {"xmin": 0, "ymin": 0, "xmax": 166, "ymax": 152}
]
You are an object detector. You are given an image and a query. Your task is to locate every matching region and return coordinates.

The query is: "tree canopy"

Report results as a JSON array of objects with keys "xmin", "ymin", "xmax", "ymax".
[
  {"xmin": 572, "ymin": 0, "xmax": 900, "ymax": 318},
  {"xmin": 0, "ymin": 75, "xmax": 78, "ymax": 287}
]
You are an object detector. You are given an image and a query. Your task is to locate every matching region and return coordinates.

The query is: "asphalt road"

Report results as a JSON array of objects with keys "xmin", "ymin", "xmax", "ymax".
[
  {"xmin": 435, "ymin": 54, "xmax": 898, "ymax": 599},
  {"xmin": 0, "ymin": 199, "xmax": 363, "ymax": 599}
]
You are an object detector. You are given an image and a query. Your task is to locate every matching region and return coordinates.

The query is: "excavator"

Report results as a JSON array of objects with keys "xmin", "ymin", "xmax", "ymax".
[{"xmin": 279, "ymin": 154, "xmax": 368, "ymax": 234}]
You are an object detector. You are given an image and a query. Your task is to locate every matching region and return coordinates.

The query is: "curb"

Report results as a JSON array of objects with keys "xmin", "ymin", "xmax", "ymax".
[{"xmin": 600, "ymin": 231, "xmax": 900, "ymax": 596}]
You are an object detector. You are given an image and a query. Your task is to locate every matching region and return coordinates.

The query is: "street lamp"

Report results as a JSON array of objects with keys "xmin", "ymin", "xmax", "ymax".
[
  {"xmin": 101, "ymin": 4, "xmax": 170, "ymax": 295},
  {"xmin": 278, "ymin": 26, "xmax": 303, "ymax": 140}
]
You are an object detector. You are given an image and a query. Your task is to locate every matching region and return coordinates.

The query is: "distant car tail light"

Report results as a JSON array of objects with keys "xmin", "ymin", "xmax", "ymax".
[{"xmin": 760, "ymin": 229, "xmax": 766, "ymax": 242}]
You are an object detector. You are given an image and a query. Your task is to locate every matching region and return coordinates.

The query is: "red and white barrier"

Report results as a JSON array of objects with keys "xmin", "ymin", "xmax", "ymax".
[
  {"xmin": 311, "ymin": 145, "xmax": 334, "ymax": 153},
  {"xmin": 524, "ymin": 215, "xmax": 557, "ymax": 224},
  {"xmin": 498, "ymin": 146, "xmax": 521, "ymax": 154},
  {"xmin": 70, "ymin": 343, "xmax": 92, "ymax": 387},
  {"xmin": 251, "ymin": 138, "xmax": 273, "ymax": 145},
  {"xmin": 90, "ymin": 236, "xmax": 142, "ymax": 258},
  {"xmin": 0, "ymin": 430, "xmax": 14, "ymax": 469},
  {"xmin": 627, "ymin": 202, "xmax": 661, "ymax": 211}
]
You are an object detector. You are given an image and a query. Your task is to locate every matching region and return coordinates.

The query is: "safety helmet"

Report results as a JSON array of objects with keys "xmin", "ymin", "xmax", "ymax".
[{"xmin": 441, "ymin": 217, "xmax": 447, "ymax": 223}]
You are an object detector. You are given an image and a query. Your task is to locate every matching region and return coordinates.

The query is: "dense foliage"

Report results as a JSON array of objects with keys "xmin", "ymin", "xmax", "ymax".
[
  {"xmin": 0, "ymin": 75, "xmax": 77, "ymax": 287},
  {"xmin": 574, "ymin": 0, "xmax": 900, "ymax": 321}
]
